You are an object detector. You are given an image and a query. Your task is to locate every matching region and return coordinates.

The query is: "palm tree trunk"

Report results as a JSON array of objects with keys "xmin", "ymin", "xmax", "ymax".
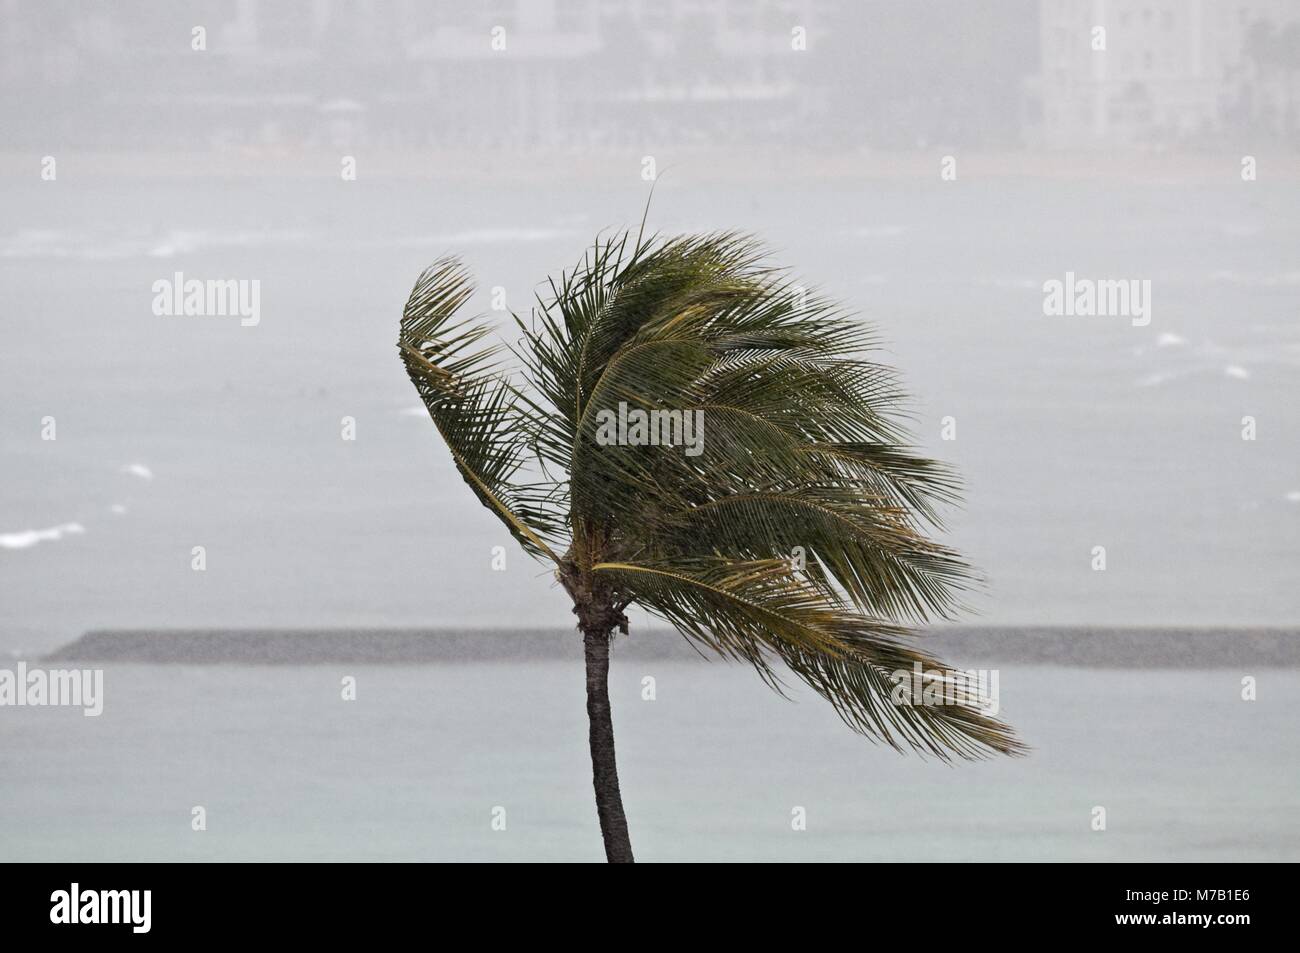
[{"xmin": 582, "ymin": 625, "xmax": 634, "ymax": 863}]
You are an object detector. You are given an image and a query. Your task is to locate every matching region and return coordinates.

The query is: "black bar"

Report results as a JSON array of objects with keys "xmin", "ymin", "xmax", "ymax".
[{"xmin": 8, "ymin": 863, "xmax": 1276, "ymax": 940}]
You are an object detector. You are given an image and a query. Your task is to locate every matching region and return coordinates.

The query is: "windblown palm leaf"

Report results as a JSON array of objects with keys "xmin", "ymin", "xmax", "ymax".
[{"xmin": 399, "ymin": 232, "xmax": 1024, "ymax": 770}]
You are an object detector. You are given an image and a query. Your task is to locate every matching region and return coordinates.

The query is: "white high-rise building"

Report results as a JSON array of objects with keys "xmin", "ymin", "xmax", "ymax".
[{"xmin": 1037, "ymin": 0, "xmax": 1300, "ymax": 148}]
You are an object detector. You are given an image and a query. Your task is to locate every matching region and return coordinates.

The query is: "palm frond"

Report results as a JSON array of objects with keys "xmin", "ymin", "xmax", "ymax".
[
  {"xmin": 401, "ymin": 231, "xmax": 1023, "ymax": 760},
  {"xmin": 398, "ymin": 258, "xmax": 561, "ymax": 562},
  {"xmin": 592, "ymin": 558, "xmax": 1022, "ymax": 760}
]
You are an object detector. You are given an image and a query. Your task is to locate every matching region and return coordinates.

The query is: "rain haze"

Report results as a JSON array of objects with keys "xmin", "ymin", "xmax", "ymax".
[{"xmin": 1, "ymin": 0, "xmax": 1298, "ymax": 864}]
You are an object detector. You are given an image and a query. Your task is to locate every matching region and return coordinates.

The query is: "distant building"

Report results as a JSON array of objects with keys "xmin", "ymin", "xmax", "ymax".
[
  {"xmin": 0, "ymin": 0, "xmax": 843, "ymax": 150},
  {"xmin": 394, "ymin": 0, "xmax": 838, "ymax": 149},
  {"xmin": 1035, "ymin": 0, "xmax": 1300, "ymax": 148},
  {"xmin": 0, "ymin": 0, "xmax": 1038, "ymax": 152}
]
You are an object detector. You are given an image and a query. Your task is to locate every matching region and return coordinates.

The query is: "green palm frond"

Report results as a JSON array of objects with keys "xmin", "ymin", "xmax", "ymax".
[
  {"xmin": 399, "ymin": 258, "xmax": 561, "ymax": 562},
  {"xmin": 592, "ymin": 557, "xmax": 1021, "ymax": 759},
  {"xmin": 400, "ymin": 232, "xmax": 1024, "ymax": 760}
]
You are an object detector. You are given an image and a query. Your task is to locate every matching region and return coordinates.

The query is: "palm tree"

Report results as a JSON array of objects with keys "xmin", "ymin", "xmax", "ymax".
[{"xmin": 398, "ymin": 228, "xmax": 1023, "ymax": 863}]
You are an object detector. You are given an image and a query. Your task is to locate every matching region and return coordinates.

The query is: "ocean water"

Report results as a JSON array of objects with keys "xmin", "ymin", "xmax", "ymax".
[
  {"xmin": 1, "ymin": 174, "xmax": 1299, "ymax": 651},
  {"xmin": 2, "ymin": 659, "xmax": 1296, "ymax": 862},
  {"xmin": 2, "ymin": 171, "xmax": 1297, "ymax": 860}
]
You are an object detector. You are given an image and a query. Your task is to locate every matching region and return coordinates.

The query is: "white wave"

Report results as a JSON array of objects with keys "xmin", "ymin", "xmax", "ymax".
[
  {"xmin": 1, "ymin": 224, "xmax": 574, "ymax": 260},
  {"xmin": 0, "ymin": 522, "xmax": 85, "ymax": 551},
  {"xmin": 121, "ymin": 463, "xmax": 154, "ymax": 480},
  {"xmin": 0, "ymin": 227, "xmax": 315, "ymax": 261},
  {"xmin": 148, "ymin": 229, "xmax": 315, "ymax": 258},
  {"xmin": 446, "ymin": 227, "xmax": 576, "ymax": 244},
  {"xmin": 1133, "ymin": 330, "xmax": 1300, "ymax": 386},
  {"xmin": 1136, "ymin": 370, "xmax": 1183, "ymax": 388},
  {"xmin": 1208, "ymin": 269, "xmax": 1300, "ymax": 287},
  {"xmin": 384, "ymin": 227, "xmax": 578, "ymax": 248}
]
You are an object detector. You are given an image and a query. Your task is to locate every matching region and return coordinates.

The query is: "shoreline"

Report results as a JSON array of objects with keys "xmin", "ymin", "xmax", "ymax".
[{"xmin": 3, "ymin": 149, "xmax": 1292, "ymax": 185}]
